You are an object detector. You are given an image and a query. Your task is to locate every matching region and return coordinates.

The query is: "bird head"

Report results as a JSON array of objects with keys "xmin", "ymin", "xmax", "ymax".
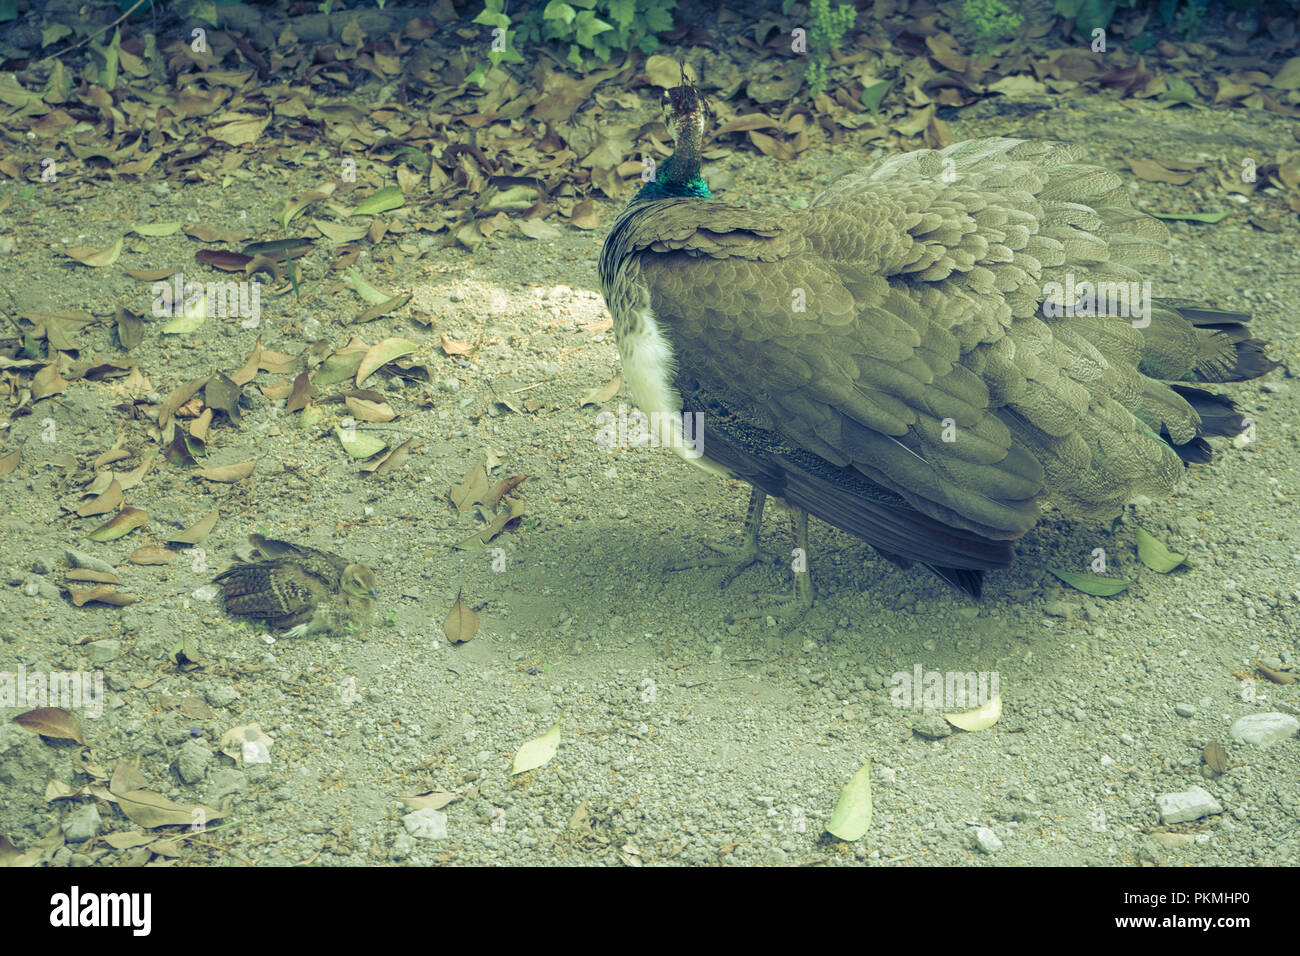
[
  {"xmin": 637, "ymin": 69, "xmax": 712, "ymax": 201},
  {"xmin": 342, "ymin": 564, "xmax": 377, "ymax": 598},
  {"xmin": 662, "ymin": 79, "xmax": 709, "ymax": 147}
]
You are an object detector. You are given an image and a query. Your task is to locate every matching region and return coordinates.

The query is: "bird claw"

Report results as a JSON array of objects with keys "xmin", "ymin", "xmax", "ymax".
[
  {"xmin": 282, "ymin": 623, "xmax": 309, "ymax": 639},
  {"xmin": 667, "ymin": 539, "xmax": 780, "ymax": 589},
  {"xmin": 725, "ymin": 572, "xmax": 815, "ymax": 625}
]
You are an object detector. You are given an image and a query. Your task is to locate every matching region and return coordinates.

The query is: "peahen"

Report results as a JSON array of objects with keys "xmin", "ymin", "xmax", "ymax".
[
  {"xmin": 597, "ymin": 81, "xmax": 1276, "ymax": 613},
  {"xmin": 214, "ymin": 534, "xmax": 377, "ymax": 638}
]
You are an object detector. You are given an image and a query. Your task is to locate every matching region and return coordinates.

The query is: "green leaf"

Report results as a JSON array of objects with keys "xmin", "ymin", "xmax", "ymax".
[
  {"xmin": 861, "ymin": 79, "xmax": 892, "ymax": 113},
  {"xmin": 607, "ymin": 0, "xmax": 636, "ymax": 28},
  {"xmin": 574, "ymin": 9, "xmax": 613, "ymax": 47},
  {"xmin": 1135, "ymin": 527, "xmax": 1188, "ymax": 573},
  {"xmin": 352, "ymin": 185, "xmax": 405, "ymax": 216},
  {"xmin": 335, "ymin": 426, "xmax": 387, "ymax": 460},
  {"xmin": 643, "ymin": 4, "xmax": 674, "ymax": 31},
  {"xmin": 825, "ymin": 760, "xmax": 872, "ymax": 842},
  {"xmin": 1159, "ymin": 74, "xmax": 1199, "ymax": 104},
  {"xmin": 1049, "ymin": 569, "xmax": 1133, "ymax": 597},
  {"xmin": 472, "ymin": 10, "xmax": 510, "ymax": 28},
  {"xmin": 542, "ymin": 0, "xmax": 575, "ymax": 23}
]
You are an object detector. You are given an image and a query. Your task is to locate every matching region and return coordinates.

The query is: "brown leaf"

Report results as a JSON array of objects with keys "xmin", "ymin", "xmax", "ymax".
[
  {"xmin": 1255, "ymin": 660, "xmax": 1296, "ymax": 684},
  {"xmin": 1203, "ymin": 739, "xmax": 1229, "ymax": 773},
  {"xmin": 0, "ymin": 449, "xmax": 19, "ymax": 476},
  {"xmin": 440, "ymin": 334, "xmax": 472, "ymax": 356},
  {"xmin": 129, "ymin": 545, "xmax": 177, "ymax": 565},
  {"xmin": 570, "ymin": 198, "xmax": 599, "ymax": 230},
  {"xmin": 579, "ymin": 373, "xmax": 621, "ymax": 407},
  {"xmin": 196, "ymin": 460, "xmax": 256, "ymax": 482},
  {"xmin": 443, "ymin": 588, "xmax": 479, "ymax": 644},
  {"xmin": 159, "ymin": 376, "xmax": 210, "ymax": 428},
  {"xmin": 453, "ymin": 496, "xmax": 527, "ymax": 549},
  {"xmin": 190, "ymin": 407, "xmax": 213, "ymax": 442},
  {"xmin": 124, "ymin": 267, "xmax": 181, "ymax": 282},
  {"xmin": 66, "ymin": 585, "xmax": 138, "ymax": 607},
  {"xmin": 32, "ymin": 365, "xmax": 69, "ymax": 401},
  {"xmin": 168, "ymin": 509, "xmax": 218, "ymax": 546},
  {"xmin": 65, "ymin": 569, "xmax": 122, "ymax": 584},
  {"xmin": 748, "ymin": 130, "xmax": 794, "ymax": 161},
  {"xmin": 354, "ymin": 292, "xmax": 412, "ymax": 324},
  {"xmin": 1125, "ymin": 158, "xmax": 1197, "ymax": 185},
  {"xmin": 361, "ymin": 436, "xmax": 413, "ymax": 475},
  {"xmin": 195, "ymin": 249, "xmax": 253, "ymax": 272},
  {"xmin": 115, "ymin": 789, "xmax": 223, "ymax": 829},
  {"xmin": 449, "ymin": 461, "xmax": 490, "ymax": 514},
  {"xmin": 115, "ymin": 307, "xmax": 145, "ymax": 350},
  {"xmin": 87, "ymin": 506, "xmax": 149, "ymax": 542},
  {"xmin": 286, "ymin": 371, "xmax": 313, "ymax": 412},
  {"xmin": 14, "ymin": 707, "xmax": 85, "ymax": 744},
  {"xmin": 75, "ymin": 479, "xmax": 123, "ymax": 517}
]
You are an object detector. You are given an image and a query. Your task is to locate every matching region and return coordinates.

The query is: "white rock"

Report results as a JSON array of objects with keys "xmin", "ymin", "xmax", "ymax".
[
  {"xmin": 1229, "ymin": 713, "xmax": 1299, "ymax": 747},
  {"xmin": 1156, "ymin": 786, "xmax": 1222, "ymax": 824}
]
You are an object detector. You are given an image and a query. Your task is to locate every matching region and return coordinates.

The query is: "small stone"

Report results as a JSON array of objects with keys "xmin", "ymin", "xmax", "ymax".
[
  {"xmin": 65, "ymin": 550, "xmax": 116, "ymax": 575},
  {"xmin": 176, "ymin": 740, "xmax": 211, "ymax": 784},
  {"xmin": 403, "ymin": 808, "xmax": 448, "ymax": 840},
  {"xmin": 1043, "ymin": 601, "xmax": 1079, "ymax": 618},
  {"xmin": 86, "ymin": 639, "xmax": 122, "ymax": 664},
  {"xmin": 1155, "ymin": 786, "xmax": 1222, "ymax": 824},
  {"xmin": 973, "ymin": 826, "xmax": 1003, "ymax": 853},
  {"xmin": 1174, "ymin": 703, "xmax": 1197, "ymax": 718},
  {"xmin": 61, "ymin": 804, "xmax": 102, "ymax": 843},
  {"xmin": 912, "ymin": 710, "xmax": 952, "ymax": 740},
  {"xmin": 1229, "ymin": 713, "xmax": 1299, "ymax": 746}
]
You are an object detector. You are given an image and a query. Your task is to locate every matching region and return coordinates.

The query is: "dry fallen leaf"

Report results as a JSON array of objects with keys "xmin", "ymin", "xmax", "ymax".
[
  {"xmin": 579, "ymin": 373, "xmax": 621, "ymax": 407},
  {"xmin": 196, "ymin": 461, "xmax": 256, "ymax": 482},
  {"xmin": 443, "ymin": 588, "xmax": 479, "ymax": 644},
  {"xmin": 13, "ymin": 707, "xmax": 86, "ymax": 744}
]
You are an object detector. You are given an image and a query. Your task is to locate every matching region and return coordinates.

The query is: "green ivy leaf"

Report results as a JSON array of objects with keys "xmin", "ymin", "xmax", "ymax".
[
  {"xmin": 643, "ymin": 4, "xmax": 674, "ymax": 31},
  {"xmin": 574, "ymin": 10, "xmax": 613, "ymax": 47},
  {"xmin": 607, "ymin": 0, "xmax": 636, "ymax": 28},
  {"xmin": 542, "ymin": 0, "xmax": 575, "ymax": 23}
]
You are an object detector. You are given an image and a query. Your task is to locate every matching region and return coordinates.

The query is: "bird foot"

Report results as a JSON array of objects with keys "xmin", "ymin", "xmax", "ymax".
[
  {"xmin": 282, "ymin": 623, "xmax": 310, "ymax": 639},
  {"xmin": 667, "ymin": 539, "xmax": 781, "ymax": 589},
  {"xmin": 725, "ymin": 573, "xmax": 815, "ymax": 625}
]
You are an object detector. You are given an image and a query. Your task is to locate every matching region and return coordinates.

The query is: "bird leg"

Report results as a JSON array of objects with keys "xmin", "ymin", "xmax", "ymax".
[
  {"xmin": 726, "ymin": 505, "xmax": 815, "ymax": 623},
  {"xmin": 667, "ymin": 487, "xmax": 781, "ymax": 587}
]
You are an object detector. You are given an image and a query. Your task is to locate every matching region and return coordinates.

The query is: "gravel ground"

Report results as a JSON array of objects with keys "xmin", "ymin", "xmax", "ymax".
[{"xmin": 1, "ymin": 88, "xmax": 1297, "ymax": 867}]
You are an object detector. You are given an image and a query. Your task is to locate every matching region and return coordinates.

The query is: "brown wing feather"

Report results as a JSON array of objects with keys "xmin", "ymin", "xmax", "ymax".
[{"xmin": 625, "ymin": 139, "xmax": 1265, "ymax": 550}]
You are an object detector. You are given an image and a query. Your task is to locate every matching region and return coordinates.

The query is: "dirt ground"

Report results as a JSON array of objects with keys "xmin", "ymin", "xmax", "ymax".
[{"xmin": 1, "ymin": 11, "xmax": 1299, "ymax": 867}]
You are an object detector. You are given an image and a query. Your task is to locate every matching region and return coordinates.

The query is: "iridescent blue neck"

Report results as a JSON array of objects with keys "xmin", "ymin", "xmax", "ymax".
[{"xmin": 634, "ymin": 153, "xmax": 711, "ymax": 201}]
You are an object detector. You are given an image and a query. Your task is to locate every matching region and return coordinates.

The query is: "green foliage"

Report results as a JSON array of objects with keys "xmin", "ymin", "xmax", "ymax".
[
  {"xmin": 473, "ymin": 0, "xmax": 675, "ymax": 73},
  {"xmin": 961, "ymin": 0, "xmax": 1024, "ymax": 54},
  {"xmin": 1052, "ymin": 0, "xmax": 1269, "ymax": 38},
  {"xmin": 802, "ymin": 0, "xmax": 856, "ymax": 98}
]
